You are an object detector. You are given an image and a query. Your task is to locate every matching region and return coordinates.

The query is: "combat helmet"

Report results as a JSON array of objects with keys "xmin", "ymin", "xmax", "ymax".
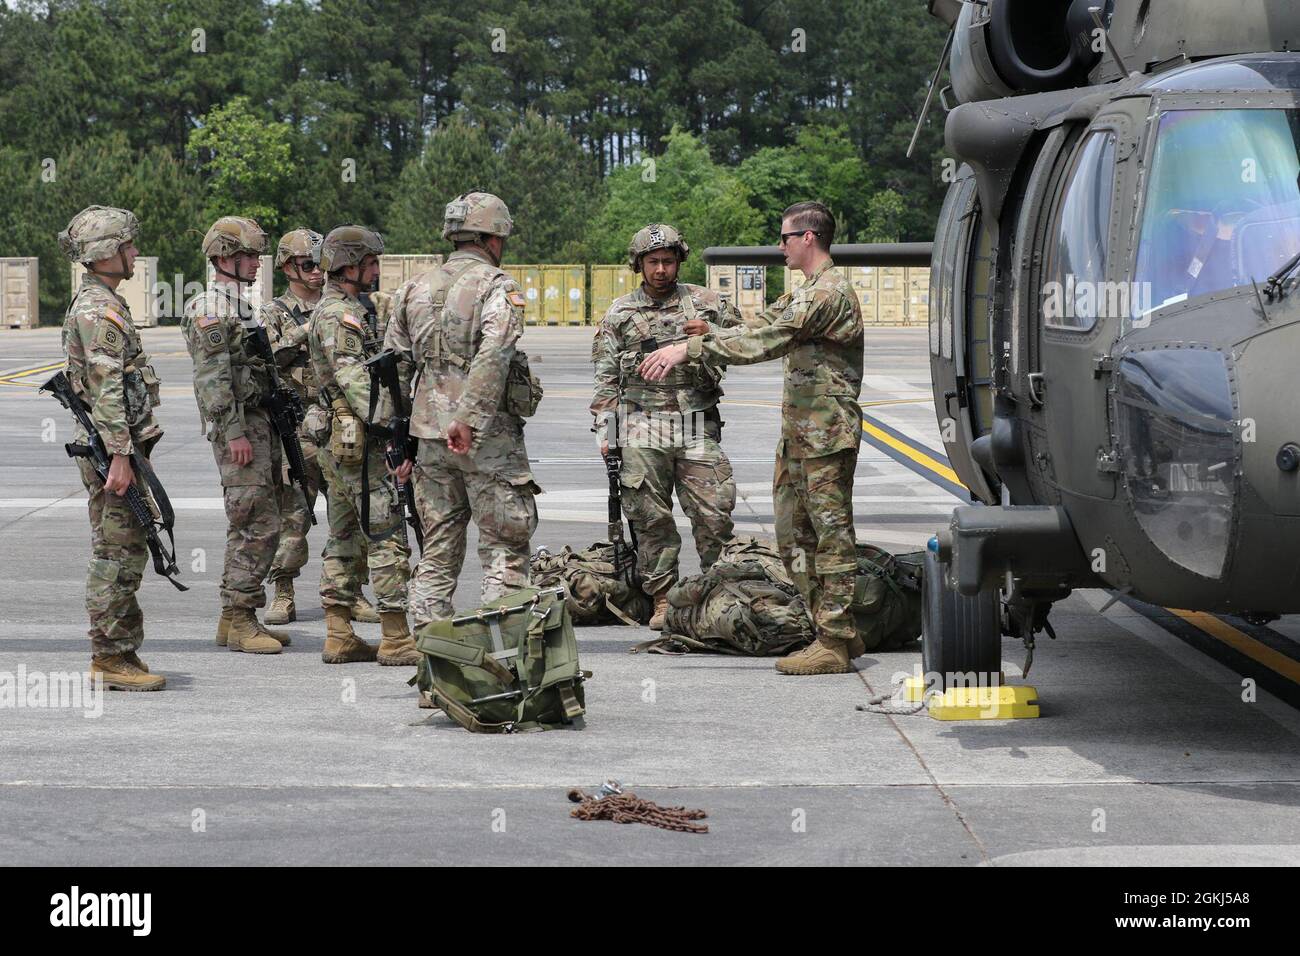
[
  {"xmin": 202, "ymin": 216, "xmax": 268, "ymax": 259},
  {"xmin": 627, "ymin": 224, "xmax": 689, "ymax": 273},
  {"xmin": 442, "ymin": 192, "xmax": 513, "ymax": 242},
  {"xmin": 275, "ymin": 227, "xmax": 324, "ymax": 268},
  {"xmin": 318, "ymin": 226, "xmax": 384, "ymax": 273},
  {"xmin": 58, "ymin": 205, "xmax": 139, "ymax": 264}
]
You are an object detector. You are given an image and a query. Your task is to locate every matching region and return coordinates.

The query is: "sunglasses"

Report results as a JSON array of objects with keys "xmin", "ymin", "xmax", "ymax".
[
  {"xmin": 779, "ymin": 230, "xmax": 819, "ymax": 245},
  {"xmin": 293, "ymin": 258, "xmax": 322, "ymax": 272}
]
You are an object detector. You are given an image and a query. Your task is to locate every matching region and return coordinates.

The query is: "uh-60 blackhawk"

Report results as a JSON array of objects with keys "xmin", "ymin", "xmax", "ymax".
[{"xmin": 705, "ymin": 0, "xmax": 1300, "ymax": 688}]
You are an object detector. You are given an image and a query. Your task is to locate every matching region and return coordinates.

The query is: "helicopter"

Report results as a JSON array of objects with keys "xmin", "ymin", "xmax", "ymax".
[{"xmin": 704, "ymin": 0, "xmax": 1300, "ymax": 688}]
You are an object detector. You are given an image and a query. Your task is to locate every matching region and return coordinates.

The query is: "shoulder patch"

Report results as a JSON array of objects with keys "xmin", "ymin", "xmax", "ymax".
[
  {"xmin": 507, "ymin": 291, "xmax": 526, "ymax": 309},
  {"xmin": 91, "ymin": 319, "xmax": 125, "ymax": 355},
  {"xmin": 338, "ymin": 329, "xmax": 364, "ymax": 355},
  {"xmin": 201, "ymin": 325, "xmax": 227, "ymax": 352},
  {"xmin": 340, "ymin": 312, "xmax": 365, "ymax": 331},
  {"xmin": 196, "ymin": 312, "xmax": 221, "ymax": 329},
  {"xmin": 102, "ymin": 308, "xmax": 127, "ymax": 330}
]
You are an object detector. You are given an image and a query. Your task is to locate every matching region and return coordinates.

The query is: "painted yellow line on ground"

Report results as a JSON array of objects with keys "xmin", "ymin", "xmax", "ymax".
[
  {"xmin": 861, "ymin": 418, "xmax": 965, "ymax": 488},
  {"xmin": 0, "ymin": 361, "xmax": 63, "ymax": 387},
  {"xmin": 1169, "ymin": 608, "xmax": 1300, "ymax": 685},
  {"xmin": 860, "ymin": 397, "xmax": 933, "ymax": 408}
]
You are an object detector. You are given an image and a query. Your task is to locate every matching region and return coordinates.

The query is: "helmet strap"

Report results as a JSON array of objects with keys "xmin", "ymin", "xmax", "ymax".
[{"xmin": 90, "ymin": 249, "xmax": 132, "ymax": 280}]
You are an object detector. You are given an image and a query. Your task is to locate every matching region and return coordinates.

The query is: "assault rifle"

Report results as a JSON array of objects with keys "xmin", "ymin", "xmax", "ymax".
[
  {"xmin": 40, "ymin": 371, "xmax": 188, "ymax": 591},
  {"xmin": 362, "ymin": 348, "xmax": 423, "ymax": 551},
  {"xmin": 248, "ymin": 323, "xmax": 317, "ymax": 525},
  {"xmin": 603, "ymin": 411, "xmax": 639, "ymax": 586}
]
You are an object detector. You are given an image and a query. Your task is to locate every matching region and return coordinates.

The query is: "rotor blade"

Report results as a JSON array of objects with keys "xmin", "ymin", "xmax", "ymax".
[
  {"xmin": 907, "ymin": 23, "xmax": 956, "ymax": 159},
  {"xmin": 703, "ymin": 243, "xmax": 933, "ymax": 267}
]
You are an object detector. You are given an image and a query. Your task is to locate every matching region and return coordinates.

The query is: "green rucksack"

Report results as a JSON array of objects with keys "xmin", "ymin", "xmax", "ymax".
[
  {"xmin": 647, "ymin": 537, "xmax": 814, "ymax": 656},
  {"xmin": 853, "ymin": 544, "xmax": 924, "ymax": 653},
  {"xmin": 640, "ymin": 538, "xmax": 924, "ymax": 656},
  {"xmin": 529, "ymin": 542, "xmax": 652, "ymax": 626},
  {"xmin": 413, "ymin": 586, "xmax": 589, "ymax": 733}
]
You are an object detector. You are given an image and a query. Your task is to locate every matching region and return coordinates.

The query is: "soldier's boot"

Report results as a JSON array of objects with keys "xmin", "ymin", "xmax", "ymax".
[
  {"xmin": 256, "ymin": 616, "xmax": 290, "ymax": 647},
  {"xmin": 648, "ymin": 594, "xmax": 669, "ymax": 631},
  {"xmin": 215, "ymin": 608, "xmax": 232, "ymax": 647},
  {"xmin": 123, "ymin": 650, "xmax": 150, "ymax": 673},
  {"xmin": 352, "ymin": 593, "xmax": 380, "ymax": 624},
  {"xmin": 322, "ymin": 605, "xmax": 378, "ymax": 664},
  {"xmin": 226, "ymin": 608, "xmax": 284, "ymax": 655},
  {"xmin": 265, "ymin": 578, "xmax": 296, "ymax": 625},
  {"xmin": 775, "ymin": 637, "xmax": 852, "ymax": 676},
  {"xmin": 377, "ymin": 611, "xmax": 420, "ymax": 666},
  {"xmin": 91, "ymin": 654, "xmax": 166, "ymax": 692},
  {"xmin": 847, "ymin": 635, "xmax": 866, "ymax": 659},
  {"xmin": 417, "ymin": 690, "xmax": 436, "ymax": 710}
]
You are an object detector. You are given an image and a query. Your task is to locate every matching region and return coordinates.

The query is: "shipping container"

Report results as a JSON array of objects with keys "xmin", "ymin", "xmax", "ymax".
[
  {"xmin": 507, "ymin": 264, "xmax": 585, "ymax": 325},
  {"xmin": 72, "ymin": 257, "xmax": 159, "ymax": 327},
  {"xmin": 589, "ymin": 264, "xmax": 638, "ymax": 322},
  {"xmin": 0, "ymin": 258, "xmax": 39, "ymax": 329},
  {"xmin": 708, "ymin": 264, "xmax": 766, "ymax": 323},
  {"xmin": 378, "ymin": 254, "xmax": 444, "ymax": 294}
]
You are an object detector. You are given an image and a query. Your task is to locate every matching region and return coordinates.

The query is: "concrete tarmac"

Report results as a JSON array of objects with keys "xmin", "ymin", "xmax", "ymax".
[{"xmin": 1, "ymin": 326, "xmax": 1297, "ymax": 866}]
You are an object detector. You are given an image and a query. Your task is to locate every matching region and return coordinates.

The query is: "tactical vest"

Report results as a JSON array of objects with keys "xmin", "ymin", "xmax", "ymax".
[
  {"xmin": 419, "ymin": 257, "xmax": 540, "ymax": 420},
  {"xmin": 780, "ymin": 277, "xmax": 863, "ymax": 408},
  {"xmin": 188, "ymin": 288, "xmax": 275, "ymax": 430},
  {"xmin": 269, "ymin": 296, "xmax": 320, "ymax": 402},
  {"xmin": 614, "ymin": 290, "xmax": 720, "ymax": 412}
]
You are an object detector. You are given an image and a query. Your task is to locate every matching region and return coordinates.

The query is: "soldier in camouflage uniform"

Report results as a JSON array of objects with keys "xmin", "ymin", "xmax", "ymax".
[
  {"xmin": 642, "ymin": 201, "xmax": 864, "ymax": 674},
  {"xmin": 591, "ymin": 224, "xmax": 743, "ymax": 629},
  {"xmin": 58, "ymin": 206, "xmax": 167, "ymax": 691},
  {"xmin": 182, "ymin": 216, "xmax": 288, "ymax": 655},
  {"xmin": 260, "ymin": 228, "xmax": 381, "ymax": 626},
  {"xmin": 308, "ymin": 226, "xmax": 418, "ymax": 666},
  {"xmin": 384, "ymin": 192, "xmax": 541, "ymax": 628}
]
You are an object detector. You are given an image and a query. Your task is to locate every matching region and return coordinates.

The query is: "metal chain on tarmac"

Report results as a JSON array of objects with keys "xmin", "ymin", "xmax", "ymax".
[
  {"xmin": 567, "ymin": 789, "xmax": 709, "ymax": 833},
  {"xmin": 857, "ymin": 688, "xmax": 931, "ymax": 717}
]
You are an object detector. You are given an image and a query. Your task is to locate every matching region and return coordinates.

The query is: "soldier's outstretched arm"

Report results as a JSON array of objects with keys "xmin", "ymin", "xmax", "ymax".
[
  {"xmin": 455, "ymin": 277, "xmax": 524, "ymax": 431},
  {"xmin": 687, "ymin": 287, "xmax": 821, "ymax": 367}
]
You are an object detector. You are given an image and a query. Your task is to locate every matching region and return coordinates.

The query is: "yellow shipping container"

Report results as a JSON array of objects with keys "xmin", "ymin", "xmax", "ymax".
[
  {"xmin": 506, "ymin": 264, "xmax": 585, "ymax": 325},
  {"xmin": 878, "ymin": 300, "xmax": 908, "ymax": 325},
  {"xmin": 878, "ymin": 266, "xmax": 906, "ymax": 292},
  {"xmin": 708, "ymin": 264, "xmax": 766, "ymax": 323},
  {"xmin": 906, "ymin": 266, "xmax": 931, "ymax": 291},
  {"xmin": 378, "ymin": 254, "xmax": 445, "ymax": 294},
  {"xmin": 1, "ymin": 257, "xmax": 38, "ymax": 329},
  {"xmin": 589, "ymin": 264, "xmax": 638, "ymax": 322},
  {"xmin": 73, "ymin": 258, "xmax": 159, "ymax": 327}
]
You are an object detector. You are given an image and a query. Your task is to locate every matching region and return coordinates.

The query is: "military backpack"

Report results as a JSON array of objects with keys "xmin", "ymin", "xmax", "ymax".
[
  {"xmin": 852, "ymin": 544, "xmax": 924, "ymax": 653},
  {"xmin": 414, "ymin": 586, "xmax": 588, "ymax": 733},
  {"xmin": 529, "ymin": 542, "xmax": 652, "ymax": 626}
]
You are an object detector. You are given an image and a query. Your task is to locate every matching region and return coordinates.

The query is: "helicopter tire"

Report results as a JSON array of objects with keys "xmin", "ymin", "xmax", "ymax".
[{"xmin": 921, "ymin": 549, "xmax": 1003, "ymax": 690}]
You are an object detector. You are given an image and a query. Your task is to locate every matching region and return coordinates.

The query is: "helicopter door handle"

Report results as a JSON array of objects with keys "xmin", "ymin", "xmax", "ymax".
[
  {"xmin": 943, "ymin": 389, "xmax": 958, "ymax": 419},
  {"xmin": 1027, "ymin": 372, "xmax": 1046, "ymax": 407}
]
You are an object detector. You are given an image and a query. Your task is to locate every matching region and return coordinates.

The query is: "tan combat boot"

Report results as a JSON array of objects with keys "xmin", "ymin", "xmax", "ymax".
[
  {"xmin": 265, "ymin": 577, "xmax": 296, "ymax": 625},
  {"xmin": 848, "ymin": 636, "xmax": 866, "ymax": 659},
  {"xmin": 256, "ymin": 616, "xmax": 291, "ymax": 647},
  {"xmin": 322, "ymin": 605, "xmax": 378, "ymax": 664},
  {"xmin": 226, "ymin": 608, "xmax": 284, "ymax": 654},
  {"xmin": 215, "ymin": 607, "xmax": 232, "ymax": 646},
  {"xmin": 648, "ymin": 594, "xmax": 669, "ymax": 631},
  {"xmin": 91, "ymin": 654, "xmax": 166, "ymax": 691},
  {"xmin": 377, "ymin": 611, "xmax": 420, "ymax": 666},
  {"xmin": 123, "ymin": 650, "xmax": 150, "ymax": 673},
  {"xmin": 775, "ymin": 638, "xmax": 852, "ymax": 675},
  {"xmin": 352, "ymin": 592, "xmax": 380, "ymax": 624}
]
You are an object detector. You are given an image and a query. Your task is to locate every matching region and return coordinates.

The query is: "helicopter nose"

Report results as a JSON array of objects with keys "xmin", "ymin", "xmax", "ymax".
[{"xmin": 1234, "ymin": 318, "xmax": 1300, "ymax": 518}]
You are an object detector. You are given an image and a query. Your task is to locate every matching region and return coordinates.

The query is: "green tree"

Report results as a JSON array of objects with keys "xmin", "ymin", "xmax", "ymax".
[
  {"xmin": 384, "ymin": 116, "xmax": 501, "ymax": 254},
  {"xmin": 586, "ymin": 128, "xmax": 763, "ymax": 285},
  {"xmin": 188, "ymin": 96, "xmax": 294, "ymax": 232},
  {"xmin": 863, "ymin": 189, "xmax": 907, "ymax": 243}
]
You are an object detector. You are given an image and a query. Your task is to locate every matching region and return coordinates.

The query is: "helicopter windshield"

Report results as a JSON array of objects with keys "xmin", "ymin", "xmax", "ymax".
[{"xmin": 1133, "ymin": 108, "xmax": 1300, "ymax": 322}]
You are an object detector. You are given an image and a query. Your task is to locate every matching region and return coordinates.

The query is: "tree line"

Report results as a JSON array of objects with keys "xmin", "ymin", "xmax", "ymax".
[{"xmin": 0, "ymin": 0, "xmax": 950, "ymax": 319}]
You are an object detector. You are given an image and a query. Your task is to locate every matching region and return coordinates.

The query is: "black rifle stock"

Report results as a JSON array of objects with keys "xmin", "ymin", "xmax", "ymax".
[
  {"xmin": 604, "ymin": 412, "xmax": 638, "ymax": 585},
  {"xmin": 40, "ymin": 371, "xmax": 188, "ymax": 591}
]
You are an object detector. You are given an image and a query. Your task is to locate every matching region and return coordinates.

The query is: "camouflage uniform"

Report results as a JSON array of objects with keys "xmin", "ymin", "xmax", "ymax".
[
  {"xmin": 183, "ymin": 283, "xmax": 283, "ymax": 611},
  {"xmin": 62, "ymin": 271, "xmax": 163, "ymax": 658},
  {"xmin": 309, "ymin": 283, "xmax": 411, "ymax": 614},
  {"xmin": 261, "ymin": 287, "xmax": 322, "ymax": 585},
  {"xmin": 686, "ymin": 258, "xmax": 862, "ymax": 648},
  {"xmin": 385, "ymin": 194, "xmax": 539, "ymax": 626},
  {"xmin": 591, "ymin": 281, "xmax": 742, "ymax": 596}
]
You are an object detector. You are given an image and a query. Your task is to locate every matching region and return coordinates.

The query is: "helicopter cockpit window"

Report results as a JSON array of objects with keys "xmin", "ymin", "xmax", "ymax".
[
  {"xmin": 1114, "ymin": 347, "xmax": 1237, "ymax": 580},
  {"xmin": 1044, "ymin": 132, "xmax": 1116, "ymax": 331},
  {"xmin": 1133, "ymin": 109, "xmax": 1300, "ymax": 325}
]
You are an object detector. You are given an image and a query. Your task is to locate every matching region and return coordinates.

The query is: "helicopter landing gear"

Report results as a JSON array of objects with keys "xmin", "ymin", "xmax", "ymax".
[{"xmin": 921, "ymin": 549, "xmax": 1003, "ymax": 690}]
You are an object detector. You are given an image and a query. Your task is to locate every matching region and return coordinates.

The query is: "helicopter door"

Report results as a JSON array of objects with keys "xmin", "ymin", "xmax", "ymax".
[
  {"xmin": 930, "ymin": 165, "xmax": 998, "ymax": 505},
  {"xmin": 1036, "ymin": 126, "xmax": 1122, "ymax": 501}
]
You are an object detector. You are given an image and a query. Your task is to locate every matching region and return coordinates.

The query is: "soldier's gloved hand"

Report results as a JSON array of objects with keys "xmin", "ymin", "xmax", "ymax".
[
  {"xmin": 228, "ymin": 436, "xmax": 254, "ymax": 467},
  {"xmin": 388, "ymin": 456, "xmax": 414, "ymax": 482},
  {"xmin": 446, "ymin": 421, "xmax": 474, "ymax": 455},
  {"xmin": 105, "ymin": 453, "xmax": 135, "ymax": 497},
  {"xmin": 683, "ymin": 318, "xmax": 709, "ymax": 336}
]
